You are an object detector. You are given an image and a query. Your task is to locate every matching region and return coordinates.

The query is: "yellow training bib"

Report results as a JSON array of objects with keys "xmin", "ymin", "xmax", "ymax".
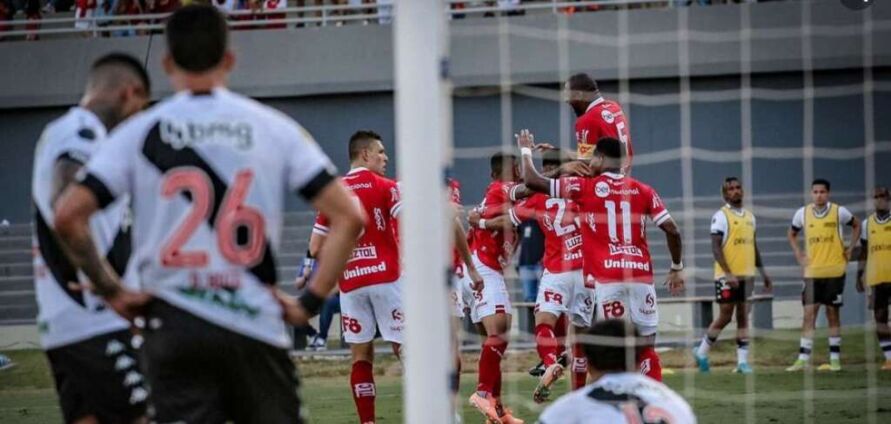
[
  {"xmin": 714, "ymin": 206, "xmax": 756, "ymax": 279},
  {"xmin": 804, "ymin": 203, "xmax": 846, "ymax": 278},
  {"xmin": 866, "ymin": 213, "xmax": 891, "ymax": 286}
]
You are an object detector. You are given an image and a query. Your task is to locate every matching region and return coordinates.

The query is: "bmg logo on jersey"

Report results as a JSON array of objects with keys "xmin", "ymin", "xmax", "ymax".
[
  {"xmin": 595, "ymin": 181, "xmax": 610, "ymax": 198},
  {"xmin": 160, "ymin": 120, "xmax": 253, "ymax": 151}
]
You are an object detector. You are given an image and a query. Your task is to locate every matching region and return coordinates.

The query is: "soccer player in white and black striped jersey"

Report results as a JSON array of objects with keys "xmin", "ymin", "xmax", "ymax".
[
  {"xmin": 53, "ymin": 5, "xmax": 365, "ymax": 423},
  {"xmin": 32, "ymin": 52, "xmax": 151, "ymax": 424}
]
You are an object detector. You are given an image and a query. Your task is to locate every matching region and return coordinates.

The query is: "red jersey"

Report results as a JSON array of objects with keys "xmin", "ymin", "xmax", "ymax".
[
  {"xmin": 470, "ymin": 180, "xmax": 518, "ymax": 272},
  {"xmin": 509, "ymin": 194, "xmax": 583, "ymax": 274},
  {"xmin": 313, "ymin": 168, "xmax": 401, "ymax": 293},
  {"xmin": 448, "ymin": 178, "xmax": 465, "ymax": 275},
  {"xmin": 551, "ymin": 172, "xmax": 670, "ymax": 285},
  {"xmin": 575, "ymin": 97, "xmax": 633, "ymax": 166}
]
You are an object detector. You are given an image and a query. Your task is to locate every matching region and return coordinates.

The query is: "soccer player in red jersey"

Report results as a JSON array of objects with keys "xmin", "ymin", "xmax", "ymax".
[
  {"xmin": 518, "ymin": 131, "xmax": 685, "ymax": 382},
  {"xmin": 312, "ymin": 130, "xmax": 402, "ymax": 424},
  {"xmin": 469, "ymin": 150, "xmax": 594, "ymax": 401},
  {"xmin": 465, "ymin": 153, "xmax": 525, "ymax": 424},
  {"xmin": 566, "ymin": 73, "xmax": 633, "ymax": 171}
]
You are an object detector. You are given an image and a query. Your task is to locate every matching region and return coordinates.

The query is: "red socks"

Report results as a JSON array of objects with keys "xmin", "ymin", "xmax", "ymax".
[
  {"xmin": 535, "ymin": 324, "xmax": 559, "ymax": 367},
  {"xmin": 477, "ymin": 335, "xmax": 507, "ymax": 394},
  {"xmin": 571, "ymin": 342, "xmax": 587, "ymax": 389},
  {"xmin": 638, "ymin": 346, "xmax": 663, "ymax": 382},
  {"xmin": 555, "ymin": 314, "xmax": 568, "ymax": 357},
  {"xmin": 351, "ymin": 360, "xmax": 376, "ymax": 423}
]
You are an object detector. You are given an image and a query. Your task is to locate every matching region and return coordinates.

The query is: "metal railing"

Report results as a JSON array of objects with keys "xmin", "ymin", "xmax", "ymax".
[{"xmin": 0, "ymin": 0, "xmax": 685, "ymax": 39}]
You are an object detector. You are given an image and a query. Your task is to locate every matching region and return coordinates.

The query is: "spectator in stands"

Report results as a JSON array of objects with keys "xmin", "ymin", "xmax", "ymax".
[
  {"xmin": 146, "ymin": 0, "xmax": 180, "ymax": 14},
  {"xmin": 0, "ymin": 0, "xmax": 13, "ymax": 41},
  {"xmin": 260, "ymin": 0, "xmax": 286, "ymax": 29},
  {"xmin": 112, "ymin": 0, "xmax": 144, "ymax": 37},
  {"xmin": 74, "ymin": 0, "xmax": 97, "ymax": 37},
  {"xmin": 296, "ymin": 0, "xmax": 320, "ymax": 27},
  {"xmin": 24, "ymin": 0, "xmax": 41, "ymax": 40}
]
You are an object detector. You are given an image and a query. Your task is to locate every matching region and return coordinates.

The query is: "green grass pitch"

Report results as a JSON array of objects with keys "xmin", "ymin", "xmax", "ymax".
[{"xmin": 2, "ymin": 329, "xmax": 890, "ymax": 423}]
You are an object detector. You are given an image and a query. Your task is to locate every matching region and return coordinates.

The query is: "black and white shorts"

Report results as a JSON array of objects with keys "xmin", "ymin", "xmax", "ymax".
[
  {"xmin": 141, "ymin": 299, "xmax": 303, "ymax": 424},
  {"xmin": 802, "ymin": 276, "xmax": 846, "ymax": 307},
  {"xmin": 870, "ymin": 282, "xmax": 891, "ymax": 311},
  {"xmin": 714, "ymin": 277, "xmax": 755, "ymax": 304},
  {"xmin": 46, "ymin": 330, "xmax": 147, "ymax": 423}
]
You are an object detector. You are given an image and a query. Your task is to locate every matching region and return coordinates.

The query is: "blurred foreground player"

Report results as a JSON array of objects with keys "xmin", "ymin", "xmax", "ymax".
[
  {"xmin": 32, "ymin": 53, "xmax": 150, "ymax": 424},
  {"xmin": 693, "ymin": 177, "xmax": 772, "ymax": 374},
  {"xmin": 518, "ymin": 132, "xmax": 685, "ymax": 382},
  {"xmin": 538, "ymin": 320, "xmax": 696, "ymax": 424},
  {"xmin": 857, "ymin": 186, "xmax": 891, "ymax": 371},
  {"xmin": 53, "ymin": 5, "xmax": 365, "ymax": 423}
]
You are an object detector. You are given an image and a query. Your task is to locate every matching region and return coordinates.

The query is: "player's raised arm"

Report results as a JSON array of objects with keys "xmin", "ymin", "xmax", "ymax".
[{"xmin": 516, "ymin": 129, "xmax": 552, "ymax": 194}]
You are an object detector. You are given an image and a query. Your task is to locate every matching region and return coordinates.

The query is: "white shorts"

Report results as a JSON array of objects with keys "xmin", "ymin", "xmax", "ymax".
[
  {"xmin": 461, "ymin": 255, "xmax": 512, "ymax": 324},
  {"xmin": 451, "ymin": 269, "xmax": 467, "ymax": 318},
  {"xmin": 535, "ymin": 269, "xmax": 595, "ymax": 328},
  {"xmin": 340, "ymin": 280, "xmax": 404, "ymax": 344},
  {"xmin": 595, "ymin": 282, "xmax": 658, "ymax": 336}
]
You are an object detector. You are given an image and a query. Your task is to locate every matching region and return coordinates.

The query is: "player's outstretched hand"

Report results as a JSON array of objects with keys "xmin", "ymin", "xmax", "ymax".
[
  {"xmin": 468, "ymin": 266, "xmax": 485, "ymax": 292},
  {"xmin": 795, "ymin": 252, "xmax": 809, "ymax": 268},
  {"xmin": 533, "ymin": 143, "xmax": 556, "ymax": 151},
  {"xmin": 763, "ymin": 275, "xmax": 773, "ymax": 293},
  {"xmin": 515, "ymin": 129, "xmax": 535, "ymax": 149},
  {"xmin": 725, "ymin": 274, "xmax": 740, "ymax": 289},
  {"xmin": 105, "ymin": 289, "xmax": 152, "ymax": 322},
  {"xmin": 856, "ymin": 275, "xmax": 865, "ymax": 293},
  {"xmin": 468, "ymin": 208, "xmax": 482, "ymax": 228},
  {"xmin": 665, "ymin": 270, "xmax": 685, "ymax": 296}
]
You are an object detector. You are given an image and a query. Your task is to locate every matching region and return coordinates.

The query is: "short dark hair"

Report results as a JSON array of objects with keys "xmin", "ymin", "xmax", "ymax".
[
  {"xmin": 349, "ymin": 130, "xmax": 383, "ymax": 161},
  {"xmin": 812, "ymin": 178, "xmax": 831, "ymax": 191},
  {"xmin": 875, "ymin": 186, "xmax": 889, "ymax": 197},
  {"xmin": 568, "ymin": 73, "xmax": 598, "ymax": 93},
  {"xmin": 490, "ymin": 152, "xmax": 517, "ymax": 176},
  {"xmin": 90, "ymin": 52, "xmax": 151, "ymax": 95},
  {"xmin": 583, "ymin": 320, "xmax": 641, "ymax": 373},
  {"xmin": 594, "ymin": 137, "xmax": 624, "ymax": 160},
  {"xmin": 165, "ymin": 5, "xmax": 228, "ymax": 73}
]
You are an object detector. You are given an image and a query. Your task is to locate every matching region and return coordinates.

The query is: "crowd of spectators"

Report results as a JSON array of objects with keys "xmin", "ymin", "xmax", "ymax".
[{"xmin": 0, "ymin": 0, "xmax": 780, "ymax": 41}]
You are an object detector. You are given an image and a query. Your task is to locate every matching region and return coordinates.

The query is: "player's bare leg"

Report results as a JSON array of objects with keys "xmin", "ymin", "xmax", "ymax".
[
  {"xmin": 733, "ymin": 302, "xmax": 752, "ymax": 373},
  {"xmin": 875, "ymin": 307, "xmax": 891, "ymax": 370},
  {"xmin": 350, "ymin": 342, "xmax": 377, "ymax": 424},
  {"xmin": 788, "ymin": 304, "xmax": 819, "ymax": 371},
  {"xmin": 821, "ymin": 306, "xmax": 842, "ymax": 371},
  {"xmin": 533, "ymin": 311, "xmax": 564, "ymax": 403},
  {"xmin": 694, "ymin": 303, "xmax": 734, "ymax": 373}
]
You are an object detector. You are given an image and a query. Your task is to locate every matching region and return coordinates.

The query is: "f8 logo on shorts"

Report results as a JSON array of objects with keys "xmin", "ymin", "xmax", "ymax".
[
  {"xmin": 602, "ymin": 300, "xmax": 626, "ymax": 319},
  {"xmin": 391, "ymin": 309, "xmax": 404, "ymax": 322},
  {"xmin": 342, "ymin": 316, "xmax": 362, "ymax": 334},
  {"xmin": 543, "ymin": 290, "xmax": 564, "ymax": 305}
]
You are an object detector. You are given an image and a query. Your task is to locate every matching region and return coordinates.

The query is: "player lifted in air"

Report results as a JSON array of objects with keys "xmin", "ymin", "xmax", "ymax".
[
  {"xmin": 469, "ymin": 150, "xmax": 594, "ymax": 401},
  {"xmin": 538, "ymin": 320, "xmax": 696, "ymax": 424},
  {"xmin": 693, "ymin": 177, "xmax": 773, "ymax": 374},
  {"xmin": 787, "ymin": 179, "xmax": 860, "ymax": 372},
  {"xmin": 53, "ymin": 6, "xmax": 365, "ymax": 422},
  {"xmin": 465, "ymin": 152, "xmax": 524, "ymax": 424},
  {"xmin": 311, "ymin": 130, "xmax": 403, "ymax": 424},
  {"xmin": 857, "ymin": 186, "xmax": 891, "ymax": 371},
  {"xmin": 565, "ymin": 73, "xmax": 633, "ymax": 170},
  {"xmin": 517, "ymin": 131, "xmax": 685, "ymax": 382},
  {"xmin": 32, "ymin": 53, "xmax": 150, "ymax": 424}
]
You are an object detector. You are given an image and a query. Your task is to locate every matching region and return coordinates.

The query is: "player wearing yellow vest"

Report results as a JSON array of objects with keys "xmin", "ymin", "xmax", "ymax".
[
  {"xmin": 857, "ymin": 186, "xmax": 891, "ymax": 371},
  {"xmin": 787, "ymin": 179, "xmax": 860, "ymax": 372},
  {"xmin": 693, "ymin": 177, "xmax": 772, "ymax": 374}
]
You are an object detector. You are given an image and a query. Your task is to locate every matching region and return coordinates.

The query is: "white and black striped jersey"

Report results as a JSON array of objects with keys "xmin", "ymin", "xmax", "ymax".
[
  {"xmin": 32, "ymin": 107, "xmax": 132, "ymax": 350},
  {"xmin": 78, "ymin": 88, "xmax": 337, "ymax": 348},
  {"xmin": 538, "ymin": 373, "xmax": 696, "ymax": 424}
]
